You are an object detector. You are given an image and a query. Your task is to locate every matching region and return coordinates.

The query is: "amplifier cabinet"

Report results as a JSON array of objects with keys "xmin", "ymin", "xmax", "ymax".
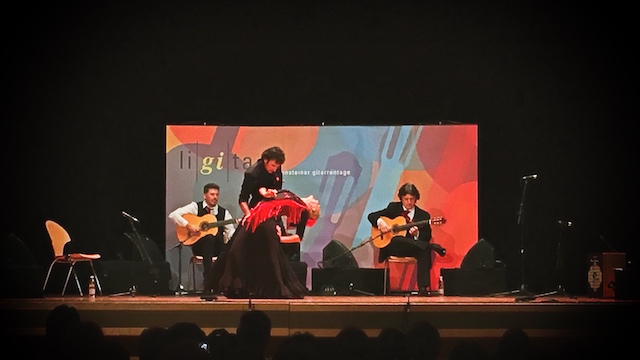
[
  {"xmin": 311, "ymin": 268, "xmax": 387, "ymax": 295},
  {"xmin": 587, "ymin": 252, "xmax": 626, "ymax": 298}
]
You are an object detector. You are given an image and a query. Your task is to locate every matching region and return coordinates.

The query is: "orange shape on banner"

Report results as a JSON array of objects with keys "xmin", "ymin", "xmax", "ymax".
[
  {"xmin": 232, "ymin": 126, "xmax": 320, "ymax": 169},
  {"xmin": 166, "ymin": 125, "xmax": 217, "ymax": 152}
]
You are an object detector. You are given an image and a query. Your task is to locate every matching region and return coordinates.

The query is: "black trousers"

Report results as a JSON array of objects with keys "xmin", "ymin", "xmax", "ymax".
[{"xmin": 190, "ymin": 235, "xmax": 224, "ymax": 281}]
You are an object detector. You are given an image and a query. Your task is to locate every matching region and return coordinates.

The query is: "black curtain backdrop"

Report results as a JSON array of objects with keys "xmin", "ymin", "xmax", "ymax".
[{"xmin": 5, "ymin": 2, "xmax": 636, "ymax": 295}]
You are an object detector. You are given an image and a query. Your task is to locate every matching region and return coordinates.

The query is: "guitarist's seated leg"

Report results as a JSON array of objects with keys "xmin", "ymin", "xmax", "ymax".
[
  {"xmin": 191, "ymin": 235, "xmax": 217, "ymax": 289},
  {"xmin": 378, "ymin": 236, "xmax": 426, "ymax": 263},
  {"xmin": 430, "ymin": 243, "xmax": 446, "ymax": 257}
]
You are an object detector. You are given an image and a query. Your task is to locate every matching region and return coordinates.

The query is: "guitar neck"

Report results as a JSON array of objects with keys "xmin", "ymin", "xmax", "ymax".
[
  {"xmin": 395, "ymin": 219, "xmax": 431, "ymax": 231},
  {"xmin": 201, "ymin": 218, "xmax": 238, "ymax": 230}
]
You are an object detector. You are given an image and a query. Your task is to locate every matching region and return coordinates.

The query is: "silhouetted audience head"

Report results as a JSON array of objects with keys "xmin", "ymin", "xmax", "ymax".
[
  {"xmin": 65, "ymin": 320, "xmax": 106, "ymax": 360},
  {"xmin": 160, "ymin": 322, "xmax": 208, "ymax": 359},
  {"xmin": 44, "ymin": 304, "xmax": 82, "ymax": 359},
  {"xmin": 406, "ymin": 320, "xmax": 441, "ymax": 360},
  {"xmin": 377, "ymin": 327, "xmax": 408, "ymax": 360},
  {"xmin": 236, "ymin": 310, "xmax": 272, "ymax": 359},
  {"xmin": 206, "ymin": 328, "xmax": 238, "ymax": 360},
  {"xmin": 166, "ymin": 321, "xmax": 207, "ymax": 344},
  {"xmin": 139, "ymin": 326, "xmax": 169, "ymax": 360},
  {"xmin": 449, "ymin": 340, "xmax": 488, "ymax": 360},
  {"xmin": 97, "ymin": 339, "xmax": 131, "ymax": 360},
  {"xmin": 333, "ymin": 325, "xmax": 375, "ymax": 360},
  {"xmin": 272, "ymin": 331, "xmax": 322, "ymax": 360},
  {"xmin": 492, "ymin": 327, "xmax": 533, "ymax": 360},
  {"xmin": 159, "ymin": 338, "xmax": 210, "ymax": 360}
]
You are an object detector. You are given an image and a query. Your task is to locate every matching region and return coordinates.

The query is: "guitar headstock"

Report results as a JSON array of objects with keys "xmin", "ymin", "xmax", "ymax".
[{"xmin": 431, "ymin": 216, "xmax": 446, "ymax": 225}]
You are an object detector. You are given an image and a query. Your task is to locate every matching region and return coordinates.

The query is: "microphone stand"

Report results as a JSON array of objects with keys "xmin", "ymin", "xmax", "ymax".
[
  {"xmin": 491, "ymin": 177, "xmax": 536, "ymax": 301},
  {"xmin": 170, "ymin": 241, "xmax": 188, "ymax": 295},
  {"xmin": 536, "ymin": 221, "xmax": 575, "ymax": 299},
  {"xmin": 112, "ymin": 216, "xmax": 144, "ymax": 297}
]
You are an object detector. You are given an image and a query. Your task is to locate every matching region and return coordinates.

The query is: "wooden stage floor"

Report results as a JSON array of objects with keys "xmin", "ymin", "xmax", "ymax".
[{"xmin": 2, "ymin": 292, "xmax": 636, "ymax": 358}]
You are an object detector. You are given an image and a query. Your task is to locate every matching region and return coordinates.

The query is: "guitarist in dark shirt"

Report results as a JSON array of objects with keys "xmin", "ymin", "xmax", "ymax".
[
  {"xmin": 367, "ymin": 183, "xmax": 446, "ymax": 294},
  {"xmin": 169, "ymin": 183, "xmax": 236, "ymax": 288}
]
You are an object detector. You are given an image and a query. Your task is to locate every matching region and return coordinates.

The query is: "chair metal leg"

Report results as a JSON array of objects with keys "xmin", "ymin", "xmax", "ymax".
[
  {"xmin": 384, "ymin": 260, "xmax": 389, "ymax": 294},
  {"xmin": 89, "ymin": 260, "xmax": 103, "ymax": 295},
  {"xmin": 42, "ymin": 261, "xmax": 57, "ymax": 292},
  {"xmin": 63, "ymin": 264, "xmax": 74, "ymax": 296},
  {"xmin": 188, "ymin": 258, "xmax": 196, "ymax": 291},
  {"xmin": 71, "ymin": 264, "xmax": 83, "ymax": 296}
]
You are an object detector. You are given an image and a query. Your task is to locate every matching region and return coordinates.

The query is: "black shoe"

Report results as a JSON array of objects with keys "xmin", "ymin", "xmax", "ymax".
[
  {"xmin": 417, "ymin": 287, "xmax": 431, "ymax": 296},
  {"xmin": 432, "ymin": 243, "xmax": 446, "ymax": 257}
]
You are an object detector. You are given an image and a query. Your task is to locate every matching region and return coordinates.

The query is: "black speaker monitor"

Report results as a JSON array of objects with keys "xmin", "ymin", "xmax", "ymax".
[
  {"xmin": 461, "ymin": 238, "xmax": 496, "ymax": 269},
  {"xmin": 124, "ymin": 232, "xmax": 165, "ymax": 266},
  {"xmin": 312, "ymin": 268, "xmax": 386, "ymax": 295},
  {"xmin": 2, "ymin": 233, "xmax": 37, "ymax": 266},
  {"xmin": 1, "ymin": 234, "xmax": 44, "ymax": 298},
  {"xmin": 322, "ymin": 240, "xmax": 359, "ymax": 269}
]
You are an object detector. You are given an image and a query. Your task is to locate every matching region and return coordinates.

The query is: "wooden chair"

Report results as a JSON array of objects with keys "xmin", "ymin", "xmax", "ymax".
[
  {"xmin": 386, "ymin": 256, "xmax": 419, "ymax": 293},
  {"xmin": 188, "ymin": 255, "xmax": 217, "ymax": 291},
  {"xmin": 43, "ymin": 220, "xmax": 103, "ymax": 296}
]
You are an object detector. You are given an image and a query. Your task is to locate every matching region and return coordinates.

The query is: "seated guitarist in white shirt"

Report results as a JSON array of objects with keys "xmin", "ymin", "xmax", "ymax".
[
  {"xmin": 168, "ymin": 182, "xmax": 237, "ymax": 288},
  {"xmin": 367, "ymin": 182, "xmax": 445, "ymax": 295}
]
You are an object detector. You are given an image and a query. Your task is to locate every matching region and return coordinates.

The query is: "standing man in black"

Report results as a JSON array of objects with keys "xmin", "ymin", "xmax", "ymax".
[
  {"xmin": 238, "ymin": 146, "xmax": 286, "ymax": 215},
  {"xmin": 367, "ymin": 182, "xmax": 445, "ymax": 294},
  {"xmin": 238, "ymin": 146, "xmax": 310, "ymax": 240}
]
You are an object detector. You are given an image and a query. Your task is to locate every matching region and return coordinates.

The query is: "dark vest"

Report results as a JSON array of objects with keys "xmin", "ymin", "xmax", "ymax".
[{"xmin": 197, "ymin": 201, "xmax": 226, "ymax": 240}]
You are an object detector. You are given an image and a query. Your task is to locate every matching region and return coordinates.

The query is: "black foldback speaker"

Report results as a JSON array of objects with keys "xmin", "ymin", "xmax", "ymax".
[
  {"xmin": 442, "ymin": 238, "xmax": 506, "ymax": 296},
  {"xmin": 321, "ymin": 240, "xmax": 359, "ymax": 269},
  {"xmin": 2, "ymin": 233, "xmax": 38, "ymax": 266},
  {"xmin": 441, "ymin": 267, "xmax": 507, "ymax": 296},
  {"xmin": 124, "ymin": 232, "xmax": 165, "ymax": 266},
  {"xmin": 312, "ymin": 268, "xmax": 387, "ymax": 295},
  {"xmin": 461, "ymin": 238, "xmax": 496, "ymax": 269},
  {"xmin": 98, "ymin": 260, "xmax": 171, "ymax": 295},
  {"xmin": 1, "ymin": 234, "xmax": 44, "ymax": 298}
]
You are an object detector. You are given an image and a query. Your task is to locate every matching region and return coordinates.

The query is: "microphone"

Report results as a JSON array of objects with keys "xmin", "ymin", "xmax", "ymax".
[
  {"xmin": 521, "ymin": 174, "xmax": 538, "ymax": 180},
  {"xmin": 556, "ymin": 220, "xmax": 573, "ymax": 227},
  {"xmin": 122, "ymin": 211, "xmax": 139, "ymax": 223}
]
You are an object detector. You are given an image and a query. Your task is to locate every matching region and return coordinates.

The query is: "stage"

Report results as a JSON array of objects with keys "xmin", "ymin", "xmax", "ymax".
[{"xmin": 2, "ymin": 292, "xmax": 635, "ymax": 359}]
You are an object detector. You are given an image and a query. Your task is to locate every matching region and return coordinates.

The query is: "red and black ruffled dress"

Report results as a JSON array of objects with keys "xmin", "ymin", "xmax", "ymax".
[{"xmin": 207, "ymin": 190, "xmax": 311, "ymax": 298}]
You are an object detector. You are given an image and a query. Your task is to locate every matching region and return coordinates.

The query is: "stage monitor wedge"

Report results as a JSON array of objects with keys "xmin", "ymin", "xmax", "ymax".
[
  {"xmin": 321, "ymin": 240, "xmax": 359, "ymax": 269},
  {"xmin": 461, "ymin": 238, "xmax": 497, "ymax": 269}
]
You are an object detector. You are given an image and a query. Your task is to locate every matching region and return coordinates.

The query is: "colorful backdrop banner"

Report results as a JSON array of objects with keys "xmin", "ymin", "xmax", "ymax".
[{"xmin": 165, "ymin": 124, "xmax": 478, "ymax": 290}]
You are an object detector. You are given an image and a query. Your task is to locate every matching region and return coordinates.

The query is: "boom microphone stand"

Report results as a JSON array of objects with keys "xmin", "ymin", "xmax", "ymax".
[
  {"xmin": 171, "ymin": 241, "xmax": 188, "ymax": 295},
  {"xmin": 111, "ymin": 212, "xmax": 143, "ymax": 297},
  {"xmin": 536, "ymin": 220, "xmax": 575, "ymax": 298},
  {"xmin": 491, "ymin": 174, "xmax": 537, "ymax": 300}
]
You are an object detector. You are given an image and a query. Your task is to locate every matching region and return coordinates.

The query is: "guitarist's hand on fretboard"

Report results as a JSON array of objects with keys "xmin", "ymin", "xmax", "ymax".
[{"xmin": 406, "ymin": 225, "xmax": 419, "ymax": 237}]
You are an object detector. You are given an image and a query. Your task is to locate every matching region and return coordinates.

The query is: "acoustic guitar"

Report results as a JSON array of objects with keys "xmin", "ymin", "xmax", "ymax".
[
  {"xmin": 371, "ymin": 215, "xmax": 446, "ymax": 249},
  {"xmin": 176, "ymin": 213, "xmax": 240, "ymax": 246}
]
